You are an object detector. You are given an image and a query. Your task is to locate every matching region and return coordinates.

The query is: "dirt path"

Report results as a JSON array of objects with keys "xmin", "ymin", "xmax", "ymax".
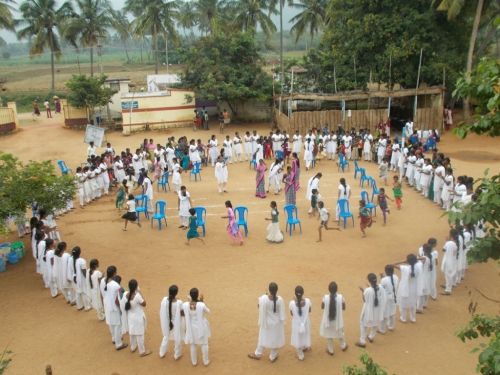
[{"xmin": 0, "ymin": 116, "xmax": 498, "ymax": 375}]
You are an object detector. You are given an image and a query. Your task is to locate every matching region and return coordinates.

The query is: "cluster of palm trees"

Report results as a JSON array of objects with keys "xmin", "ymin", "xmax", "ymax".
[{"xmin": 0, "ymin": 0, "xmax": 327, "ymax": 90}]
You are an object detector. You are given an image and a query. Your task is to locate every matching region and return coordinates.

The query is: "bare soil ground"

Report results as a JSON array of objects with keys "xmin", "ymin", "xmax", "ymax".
[{"xmin": 0, "ymin": 114, "xmax": 498, "ymax": 375}]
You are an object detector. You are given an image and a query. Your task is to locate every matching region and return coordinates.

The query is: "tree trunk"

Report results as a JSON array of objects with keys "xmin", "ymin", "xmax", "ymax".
[
  {"xmin": 464, "ymin": 0, "xmax": 484, "ymax": 120},
  {"xmin": 123, "ymin": 40, "xmax": 130, "ymax": 63},
  {"xmin": 140, "ymin": 40, "xmax": 143, "ymax": 63},
  {"xmin": 154, "ymin": 26, "xmax": 159, "ymax": 74},
  {"xmin": 90, "ymin": 46, "xmax": 94, "ymax": 77},
  {"xmin": 50, "ymin": 39, "xmax": 55, "ymax": 91}
]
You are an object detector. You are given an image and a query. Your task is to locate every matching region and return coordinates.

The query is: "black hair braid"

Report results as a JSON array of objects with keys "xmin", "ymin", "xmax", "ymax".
[
  {"xmin": 168, "ymin": 285, "xmax": 178, "ymax": 331},
  {"xmin": 390, "ymin": 275, "xmax": 397, "ymax": 303},
  {"xmin": 328, "ymin": 282, "xmax": 338, "ymax": 321},
  {"xmin": 125, "ymin": 279, "xmax": 138, "ymax": 311},
  {"xmin": 410, "ymin": 263, "xmax": 415, "ymax": 277}
]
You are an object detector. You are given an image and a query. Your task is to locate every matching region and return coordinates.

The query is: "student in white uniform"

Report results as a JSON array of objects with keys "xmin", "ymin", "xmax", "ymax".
[
  {"xmin": 418, "ymin": 238, "xmax": 439, "ymax": 300},
  {"xmin": 441, "ymin": 229, "xmax": 459, "ymax": 295},
  {"xmin": 303, "ymin": 139, "xmax": 314, "ymax": 170},
  {"xmin": 414, "ymin": 155, "xmax": 424, "ymax": 192},
  {"xmin": 244, "ymin": 132, "xmax": 252, "ymax": 161},
  {"xmin": 124, "ymin": 279, "xmax": 152, "ymax": 357},
  {"xmin": 343, "ymin": 134, "xmax": 353, "ymax": 160},
  {"xmin": 289, "ymin": 286, "xmax": 311, "ymax": 361},
  {"xmin": 320, "ymin": 281, "xmax": 348, "ymax": 355},
  {"xmin": 40, "ymin": 238, "xmax": 54, "ymax": 290},
  {"xmin": 171, "ymin": 158, "xmax": 182, "ymax": 193},
  {"xmin": 292, "ymin": 131, "xmax": 302, "ymax": 157},
  {"xmin": 441, "ymin": 168, "xmax": 454, "ymax": 211},
  {"xmin": 379, "ymin": 265, "xmax": 399, "ymax": 333},
  {"xmin": 214, "ymin": 156, "xmax": 228, "ymax": 194},
  {"xmin": 395, "ymin": 254, "xmax": 421, "ymax": 323},
  {"xmin": 420, "ymin": 158, "xmax": 433, "ymax": 197},
  {"xmin": 233, "ymin": 132, "xmax": 243, "ymax": 162},
  {"xmin": 54, "ymin": 242, "xmax": 68, "ymax": 301},
  {"xmin": 159, "ymin": 285, "xmax": 184, "ymax": 360},
  {"xmin": 248, "ymin": 282, "xmax": 285, "ymax": 363},
  {"xmin": 188, "ymin": 140, "xmax": 201, "ymax": 166},
  {"xmin": 253, "ymin": 139, "xmax": 264, "ymax": 163},
  {"xmin": 433, "ymin": 161, "xmax": 445, "ymax": 205},
  {"xmin": 142, "ymin": 172, "xmax": 154, "ymax": 214},
  {"xmin": 363, "ymin": 133, "xmax": 372, "ymax": 161},
  {"xmin": 251, "ymin": 131, "xmax": 260, "ymax": 156},
  {"xmin": 208, "ymin": 135, "xmax": 218, "ymax": 167},
  {"xmin": 183, "ymin": 288, "xmax": 211, "ymax": 366},
  {"xmin": 267, "ymin": 158, "xmax": 282, "ymax": 195},
  {"xmin": 132, "ymin": 150, "xmax": 143, "ymax": 179},
  {"xmin": 417, "ymin": 245, "xmax": 433, "ymax": 312},
  {"xmin": 223, "ymin": 136, "xmax": 233, "ymax": 164},
  {"xmin": 406, "ymin": 152, "xmax": 417, "ymax": 186},
  {"xmin": 178, "ymin": 186, "xmax": 192, "ymax": 229},
  {"xmin": 305, "ymin": 173, "xmax": 322, "ymax": 202},
  {"xmin": 99, "ymin": 159, "xmax": 110, "ymax": 195},
  {"xmin": 86, "ymin": 258, "xmax": 105, "ymax": 320},
  {"xmin": 75, "ymin": 167, "xmax": 86, "ymax": 208},
  {"xmin": 101, "ymin": 266, "xmax": 128, "ymax": 350},
  {"xmin": 44, "ymin": 239, "xmax": 58, "ymax": 298},
  {"xmin": 69, "ymin": 246, "xmax": 91, "ymax": 311},
  {"xmin": 356, "ymin": 273, "xmax": 386, "ymax": 348}
]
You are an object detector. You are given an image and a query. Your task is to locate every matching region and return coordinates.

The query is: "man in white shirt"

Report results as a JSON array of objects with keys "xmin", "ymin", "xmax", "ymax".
[{"xmin": 87, "ymin": 141, "xmax": 97, "ymax": 157}]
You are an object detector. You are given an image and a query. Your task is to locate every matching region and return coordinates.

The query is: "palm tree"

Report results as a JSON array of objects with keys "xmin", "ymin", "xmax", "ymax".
[
  {"xmin": 194, "ymin": 0, "xmax": 225, "ymax": 35},
  {"xmin": 289, "ymin": 0, "xmax": 326, "ymax": 42},
  {"xmin": 0, "ymin": 0, "xmax": 16, "ymax": 45},
  {"xmin": 109, "ymin": 8, "xmax": 132, "ymax": 63},
  {"xmin": 229, "ymin": 0, "xmax": 276, "ymax": 36},
  {"xmin": 177, "ymin": 0, "xmax": 197, "ymax": 37},
  {"xmin": 126, "ymin": 0, "xmax": 178, "ymax": 74},
  {"xmin": 65, "ymin": 0, "xmax": 111, "ymax": 76},
  {"xmin": 434, "ymin": 0, "xmax": 486, "ymax": 119},
  {"xmin": 17, "ymin": 0, "xmax": 73, "ymax": 90}
]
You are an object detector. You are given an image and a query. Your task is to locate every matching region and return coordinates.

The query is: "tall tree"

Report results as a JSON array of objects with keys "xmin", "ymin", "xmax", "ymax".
[
  {"xmin": 289, "ymin": 0, "xmax": 327, "ymax": 42},
  {"xmin": 64, "ymin": 0, "xmax": 111, "ymax": 76},
  {"xmin": 177, "ymin": 0, "xmax": 197, "ymax": 37},
  {"xmin": 229, "ymin": 0, "xmax": 277, "ymax": 37},
  {"xmin": 0, "ymin": 0, "xmax": 15, "ymax": 44},
  {"xmin": 17, "ymin": 0, "xmax": 73, "ymax": 90},
  {"xmin": 109, "ymin": 8, "xmax": 132, "ymax": 63},
  {"xmin": 194, "ymin": 0, "xmax": 226, "ymax": 35},
  {"xmin": 126, "ymin": 0, "xmax": 178, "ymax": 74}
]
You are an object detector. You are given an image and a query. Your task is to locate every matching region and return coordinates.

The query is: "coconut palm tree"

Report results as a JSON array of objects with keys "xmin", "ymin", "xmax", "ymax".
[
  {"xmin": 64, "ymin": 0, "xmax": 111, "ymax": 76},
  {"xmin": 229, "ymin": 0, "xmax": 276, "ymax": 36},
  {"xmin": 289, "ymin": 0, "xmax": 327, "ymax": 42},
  {"xmin": 126, "ymin": 0, "xmax": 178, "ymax": 74},
  {"xmin": 0, "ymin": 0, "xmax": 16, "ymax": 45},
  {"xmin": 194, "ymin": 0, "xmax": 226, "ymax": 35},
  {"xmin": 109, "ymin": 8, "xmax": 132, "ymax": 63},
  {"xmin": 177, "ymin": 0, "xmax": 197, "ymax": 37},
  {"xmin": 17, "ymin": 0, "xmax": 74, "ymax": 90}
]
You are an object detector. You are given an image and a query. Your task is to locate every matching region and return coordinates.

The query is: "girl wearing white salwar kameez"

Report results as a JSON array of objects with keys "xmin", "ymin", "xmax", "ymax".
[
  {"xmin": 305, "ymin": 173, "xmax": 322, "ymax": 202},
  {"xmin": 441, "ymin": 230, "xmax": 459, "ymax": 295},
  {"xmin": 124, "ymin": 279, "xmax": 152, "ymax": 356},
  {"xmin": 376, "ymin": 138, "xmax": 387, "ymax": 164},
  {"xmin": 418, "ymin": 238, "xmax": 439, "ymax": 300},
  {"xmin": 396, "ymin": 254, "xmax": 421, "ymax": 323},
  {"xmin": 208, "ymin": 136, "xmax": 218, "ymax": 167},
  {"xmin": 414, "ymin": 156, "xmax": 424, "ymax": 191},
  {"xmin": 159, "ymin": 285, "xmax": 184, "ymax": 360},
  {"xmin": 292, "ymin": 132, "xmax": 302, "ymax": 157},
  {"xmin": 59, "ymin": 243, "xmax": 73, "ymax": 303},
  {"xmin": 54, "ymin": 242, "xmax": 67, "ymax": 298},
  {"xmin": 99, "ymin": 161, "xmax": 110, "ymax": 195},
  {"xmin": 417, "ymin": 247, "xmax": 433, "ymax": 312},
  {"xmin": 183, "ymin": 288, "xmax": 211, "ymax": 366},
  {"xmin": 406, "ymin": 153, "xmax": 417, "ymax": 186},
  {"xmin": 320, "ymin": 282, "xmax": 347, "ymax": 355},
  {"xmin": 289, "ymin": 286, "xmax": 311, "ymax": 361},
  {"xmin": 69, "ymin": 247, "xmax": 91, "ymax": 311},
  {"xmin": 45, "ymin": 240, "xmax": 58, "ymax": 297},
  {"xmin": 36, "ymin": 237, "xmax": 48, "ymax": 284},
  {"xmin": 380, "ymin": 265, "xmax": 399, "ymax": 333},
  {"xmin": 244, "ymin": 133, "xmax": 252, "ymax": 161},
  {"xmin": 420, "ymin": 159, "xmax": 433, "ymax": 197},
  {"xmin": 303, "ymin": 140, "xmax": 314, "ymax": 170},
  {"xmin": 86, "ymin": 259, "xmax": 105, "ymax": 320},
  {"xmin": 75, "ymin": 168, "xmax": 86, "ymax": 208},
  {"xmin": 356, "ymin": 273, "xmax": 386, "ymax": 347},
  {"xmin": 233, "ymin": 133, "xmax": 243, "ymax": 162},
  {"xmin": 171, "ymin": 160, "xmax": 182, "ymax": 193},
  {"xmin": 101, "ymin": 266, "xmax": 127, "ymax": 350},
  {"xmin": 441, "ymin": 168, "xmax": 454, "ymax": 210},
  {"xmin": 363, "ymin": 136, "xmax": 372, "ymax": 161},
  {"xmin": 267, "ymin": 160, "xmax": 281, "ymax": 195},
  {"xmin": 249, "ymin": 283, "xmax": 285, "ymax": 363},
  {"xmin": 433, "ymin": 163, "xmax": 446, "ymax": 205},
  {"xmin": 214, "ymin": 157, "xmax": 228, "ymax": 193},
  {"xmin": 83, "ymin": 167, "xmax": 92, "ymax": 203},
  {"xmin": 178, "ymin": 186, "xmax": 192, "ymax": 228},
  {"xmin": 114, "ymin": 157, "xmax": 126, "ymax": 184},
  {"xmin": 223, "ymin": 136, "xmax": 233, "ymax": 163}
]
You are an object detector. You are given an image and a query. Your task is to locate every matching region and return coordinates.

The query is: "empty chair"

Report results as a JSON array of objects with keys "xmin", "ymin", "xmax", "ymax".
[
  {"xmin": 135, "ymin": 195, "xmax": 149, "ymax": 221},
  {"xmin": 337, "ymin": 199, "xmax": 354, "ymax": 228},
  {"xmin": 360, "ymin": 190, "xmax": 377, "ymax": 217},
  {"xmin": 190, "ymin": 162, "xmax": 202, "ymax": 181},
  {"xmin": 157, "ymin": 171, "xmax": 170, "ymax": 192},
  {"xmin": 275, "ymin": 150, "xmax": 284, "ymax": 160},
  {"xmin": 57, "ymin": 160, "xmax": 70, "ymax": 175},
  {"xmin": 369, "ymin": 177, "xmax": 380, "ymax": 201},
  {"xmin": 250, "ymin": 158, "xmax": 257, "ymax": 170},
  {"xmin": 234, "ymin": 206, "xmax": 249, "ymax": 237},
  {"xmin": 359, "ymin": 168, "xmax": 370, "ymax": 187},
  {"xmin": 194, "ymin": 206, "xmax": 207, "ymax": 237},
  {"xmin": 338, "ymin": 154, "xmax": 349, "ymax": 172},
  {"xmin": 354, "ymin": 160, "xmax": 362, "ymax": 179},
  {"xmin": 283, "ymin": 204, "xmax": 302, "ymax": 236},
  {"xmin": 151, "ymin": 200, "xmax": 167, "ymax": 230}
]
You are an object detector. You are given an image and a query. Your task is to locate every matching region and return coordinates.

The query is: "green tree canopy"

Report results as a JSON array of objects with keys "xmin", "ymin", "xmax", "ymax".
[
  {"xmin": 180, "ymin": 32, "xmax": 272, "ymax": 115},
  {"xmin": 0, "ymin": 152, "xmax": 75, "ymax": 233}
]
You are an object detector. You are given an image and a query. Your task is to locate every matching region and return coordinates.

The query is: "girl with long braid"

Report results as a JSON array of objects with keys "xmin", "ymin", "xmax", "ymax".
[
  {"xmin": 159, "ymin": 285, "xmax": 184, "ymax": 360},
  {"xmin": 320, "ymin": 281, "xmax": 348, "ymax": 355},
  {"xmin": 99, "ymin": 266, "xmax": 128, "ymax": 351},
  {"xmin": 395, "ymin": 254, "xmax": 422, "ymax": 323},
  {"xmin": 249, "ymin": 282, "xmax": 285, "ymax": 363},
  {"xmin": 289, "ymin": 286, "xmax": 312, "ymax": 361},
  {"xmin": 85, "ymin": 259, "xmax": 105, "ymax": 320},
  {"xmin": 356, "ymin": 273, "xmax": 387, "ymax": 348},
  {"xmin": 441, "ymin": 228, "xmax": 458, "ymax": 295},
  {"xmin": 418, "ymin": 238, "xmax": 439, "ymax": 300},
  {"xmin": 70, "ymin": 246, "xmax": 90, "ymax": 311},
  {"xmin": 417, "ymin": 245, "xmax": 433, "ymax": 312},
  {"xmin": 124, "ymin": 279, "xmax": 151, "ymax": 357},
  {"xmin": 182, "ymin": 288, "xmax": 211, "ymax": 366},
  {"xmin": 380, "ymin": 265, "xmax": 399, "ymax": 333}
]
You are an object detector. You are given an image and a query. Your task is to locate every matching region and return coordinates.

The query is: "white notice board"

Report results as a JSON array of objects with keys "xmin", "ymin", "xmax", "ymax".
[{"xmin": 84, "ymin": 125, "xmax": 105, "ymax": 147}]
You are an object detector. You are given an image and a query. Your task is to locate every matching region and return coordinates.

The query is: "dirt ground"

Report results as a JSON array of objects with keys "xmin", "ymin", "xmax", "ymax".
[{"xmin": 0, "ymin": 114, "xmax": 499, "ymax": 375}]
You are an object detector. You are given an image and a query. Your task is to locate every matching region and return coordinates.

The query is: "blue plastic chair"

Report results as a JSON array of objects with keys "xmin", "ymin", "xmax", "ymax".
[
  {"xmin": 275, "ymin": 150, "xmax": 284, "ymax": 160},
  {"xmin": 190, "ymin": 162, "xmax": 202, "ymax": 181},
  {"xmin": 338, "ymin": 154, "xmax": 349, "ymax": 172},
  {"xmin": 354, "ymin": 160, "xmax": 362, "ymax": 179},
  {"xmin": 194, "ymin": 206, "xmax": 206, "ymax": 237},
  {"xmin": 360, "ymin": 190, "xmax": 377, "ymax": 217},
  {"xmin": 337, "ymin": 199, "xmax": 354, "ymax": 228},
  {"xmin": 151, "ymin": 200, "xmax": 167, "ymax": 229},
  {"xmin": 234, "ymin": 206, "xmax": 249, "ymax": 237},
  {"xmin": 157, "ymin": 171, "xmax": 170, "ymax": 192},
  {"xmin": 57, "ymin": 160, "xmax": 70, "ymax": 175},
  {"xmin": 283, "ymin": 204, "xmax": 302, "ymax": 236},
  {"xmin": 250, "ymin": 158, "xmax": 257, "ymax": 170},
  {"xmin": 369, "ymin": 177, "xmax": 380, "ymax": 201},
  {"xmin": 359, "ymin": 168, "xmax": 370, "ymax": 187},
  {"xmin": 135, "ymin": 195, "xmax": 149, "ymax": 221}
]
